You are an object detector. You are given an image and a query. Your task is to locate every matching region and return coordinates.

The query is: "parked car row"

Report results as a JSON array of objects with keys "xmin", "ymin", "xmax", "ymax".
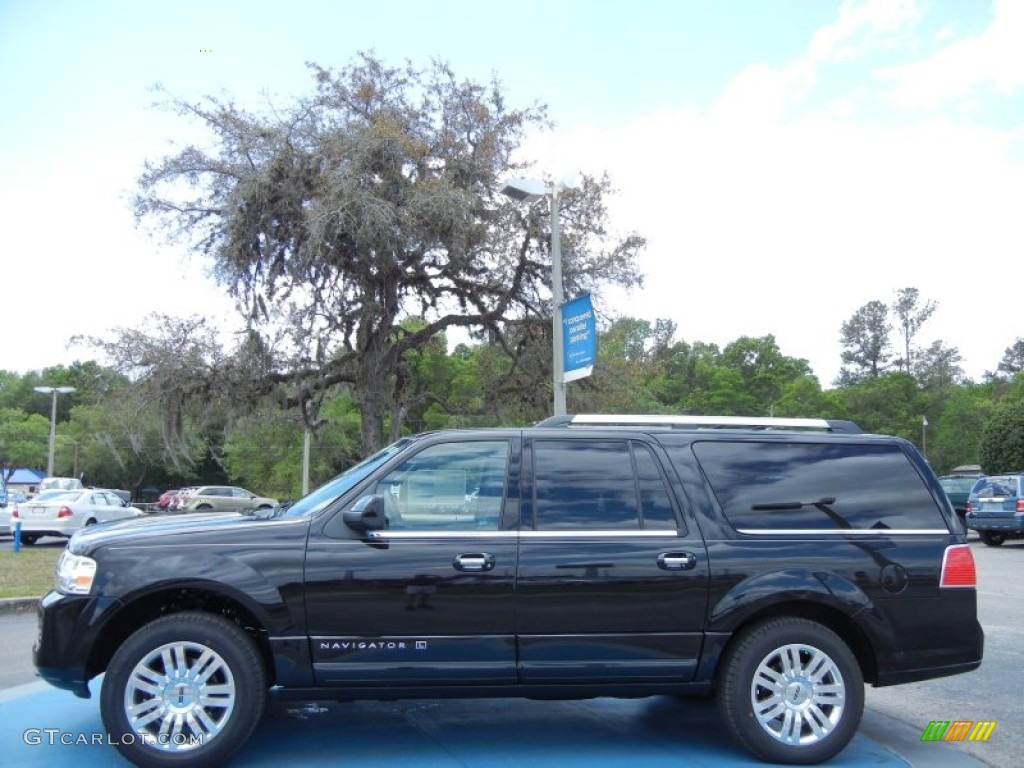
[{"xmin": 2, "ymin": 483, "xmax": 278, "ymax": 541}]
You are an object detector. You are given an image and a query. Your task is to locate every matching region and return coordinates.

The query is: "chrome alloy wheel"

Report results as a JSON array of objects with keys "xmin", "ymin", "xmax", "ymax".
[
  {"xmin": 750, "ymin": 642, "xmax": 846, "ymax": 745},
  {"xmin": 122, "ymin": 641, "xmax": 236, "ymax": 751}
]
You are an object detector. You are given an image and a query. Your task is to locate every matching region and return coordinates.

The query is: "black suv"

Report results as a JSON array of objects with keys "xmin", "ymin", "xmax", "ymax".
[{"xmin": 34, "ymin": 415, "xmax": 983, "ymax": 767}]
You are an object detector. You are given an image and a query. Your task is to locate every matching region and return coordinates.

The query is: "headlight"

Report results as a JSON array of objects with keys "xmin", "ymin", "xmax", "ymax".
[{"xmin": 56, "ymin": 551, "xmax": 97, "ymax": 595}]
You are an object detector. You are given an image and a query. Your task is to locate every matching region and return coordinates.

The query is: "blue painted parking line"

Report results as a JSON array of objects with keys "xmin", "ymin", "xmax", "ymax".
[{"xmin": 1, "ymin": 680, "xmax": 908, "ymax": 767}]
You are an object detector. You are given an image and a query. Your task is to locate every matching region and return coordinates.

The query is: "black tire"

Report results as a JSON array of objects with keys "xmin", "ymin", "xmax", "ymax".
[
  {"xmin": 716, "ymin": 617, "xmax": 864, "ymax": 764},
  {"xmin": 196, "ymin": 504, "xmax": 213, "ymax": 511},
  {"xmin": 100, "ymin": 612, "xmax": 267, "ymax": 768},
  {"xmin": 85, "ymin": 518, "xmax": 97, "ymax": 527},
  {"xmin": 19, "ymin": 533, "xmax": 39, "ymax": 546},
  {"xmin": 980, "ymin": 531, "xmax": 1006, "ymax": 547}
]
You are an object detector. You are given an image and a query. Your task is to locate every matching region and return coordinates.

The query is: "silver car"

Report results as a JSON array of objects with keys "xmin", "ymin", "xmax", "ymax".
[
  {"xmin": 175, "ymin": 485, "xmax": 278, "ymax": 514},
  {"xmin": 16, "ymin": 489, "xmax": 144, "ymax": 545}
]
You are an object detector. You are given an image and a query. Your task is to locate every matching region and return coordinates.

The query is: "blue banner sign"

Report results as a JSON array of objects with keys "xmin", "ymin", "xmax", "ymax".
[{"xmin": 561, "ymin": 294, "xmax": 596, "ymax": 382}]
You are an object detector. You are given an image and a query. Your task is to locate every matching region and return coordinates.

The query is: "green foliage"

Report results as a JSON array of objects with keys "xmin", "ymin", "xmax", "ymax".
[
  {"xmin": 5, "ymin": 313, "xmax": 1018, "ymax": 491},
  {"xmin": 925, "ymin": 386, "xmax": 992, "ymax": 474},
  {"xmin": 0, "ymin": 408, "xmax": 50, "ymax": 477},
  {"xmin": 222, "ymin": 391, "xmax": 364, "ymax": 498},
  {"xmin": 833, "ymin": 373, "xmax": 922, "ymax": 442},
  {"xmin": 978, "ymin": 397, "xmax": 1024, "ymax": 474},
  {"xmin": 838, "ymin": 300, "xmax": 892, "ymax": 384}
]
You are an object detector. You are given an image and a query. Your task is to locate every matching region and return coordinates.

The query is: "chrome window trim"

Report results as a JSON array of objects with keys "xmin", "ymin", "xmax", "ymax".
[
  {"xmin": 367, "ymin": 529, "xmax": 680, "ymax": 539},
  {"xmin": 520, "ymin": 530, "xmax": 678, "ymax": 538},
  {"xmin": 368, "ymin": 530, "xmax": 516, "ymax": 540},
  {"xmin": 735, "ymin": 528, "xmax": 949, "ymax": 536}
]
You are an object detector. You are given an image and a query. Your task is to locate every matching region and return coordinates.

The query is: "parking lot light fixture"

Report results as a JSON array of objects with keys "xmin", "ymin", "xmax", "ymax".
[
  {"xmin": 33, "ymin": 386, "xmax": 76, "ymax": 476},
  {"xmin": 500, "ymin": 177, "xmax": 568, "ymax": 416}
]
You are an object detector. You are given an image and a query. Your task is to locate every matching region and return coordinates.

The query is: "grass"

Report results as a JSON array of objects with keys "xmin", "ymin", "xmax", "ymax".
[{"xmin": 0, "ymin": 546, "xmax": 62, "ymax": 598}]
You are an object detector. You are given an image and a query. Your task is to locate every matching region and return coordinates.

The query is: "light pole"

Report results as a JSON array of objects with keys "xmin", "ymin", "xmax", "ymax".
[
  {"xmin": 922, "ymin": 415, "xmax": 929, "ymax": 460},
  {"xmin": 34, "ymin": 386, "xmax": 76, "ymax": 477},
  {"xmin": 500, "ymin": 177, "xmax": 568, "ymax": 416}
]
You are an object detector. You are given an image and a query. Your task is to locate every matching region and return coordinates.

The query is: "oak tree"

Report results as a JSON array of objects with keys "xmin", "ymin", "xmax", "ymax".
[{"xmin": 133, "ymin": 53, "xmax": 644, "ymax": 453}]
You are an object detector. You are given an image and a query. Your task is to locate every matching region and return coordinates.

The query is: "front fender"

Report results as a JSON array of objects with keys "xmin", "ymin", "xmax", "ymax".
[{"xmin": 92, "ymin": 544, "xmax": 306, "ymax": 635}]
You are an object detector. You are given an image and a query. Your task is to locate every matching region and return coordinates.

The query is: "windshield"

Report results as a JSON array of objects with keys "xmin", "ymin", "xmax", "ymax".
[{"xmin": 280, "ymin": 437, "xmax": 417, "ymax": 518}]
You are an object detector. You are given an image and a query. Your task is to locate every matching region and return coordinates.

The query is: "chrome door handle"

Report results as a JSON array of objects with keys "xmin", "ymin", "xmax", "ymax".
[
  {"xmin": 453, "ymin": 553, "xmax": 496, "ymax": 572},
  {"xmin": 657, "ymin": 552, "xmax": 697, "ymax": 571}
]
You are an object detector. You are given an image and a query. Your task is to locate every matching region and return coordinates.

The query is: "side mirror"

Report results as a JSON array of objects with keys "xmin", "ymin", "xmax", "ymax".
[{"xmin": 342, "ymin": 494, "xmax": 388, "ymax": 532}]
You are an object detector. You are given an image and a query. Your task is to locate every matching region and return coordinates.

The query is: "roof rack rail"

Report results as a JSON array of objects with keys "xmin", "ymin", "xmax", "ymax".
[{"xmin": 534, "ymin": 414, "xmax": 862, "ymax": 434}]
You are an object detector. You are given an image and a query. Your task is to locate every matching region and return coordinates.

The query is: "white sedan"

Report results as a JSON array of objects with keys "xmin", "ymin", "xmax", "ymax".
[
  {"xmin": 14, "ymin": 489, "xmax": 144, "ymax": 545},
  {"xmin": 0, "ymin": 489, "xmax": 30, "ymax": 535}
]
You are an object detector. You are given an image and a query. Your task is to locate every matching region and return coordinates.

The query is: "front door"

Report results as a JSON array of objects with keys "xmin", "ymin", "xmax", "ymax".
[{"xmin": 304, "ymin": 435, "xmax": 519, "ymax": 686}]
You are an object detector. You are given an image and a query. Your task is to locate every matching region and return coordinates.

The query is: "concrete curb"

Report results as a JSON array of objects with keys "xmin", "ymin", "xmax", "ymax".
[{"xmin": 0, "ymin": 597, "xmax": 39, "ymax": 614}]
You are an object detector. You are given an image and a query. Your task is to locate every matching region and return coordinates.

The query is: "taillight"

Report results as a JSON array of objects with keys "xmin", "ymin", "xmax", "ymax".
[
  {"xmin": 941, "ymin": 544, "xmax": 977, "ymax": 588},
  {"xmin": 1017, "ymin": 499, "xmax": 1024, "ymax": 513},
  {"xmin": 965, "ymin": 501, "xmax": 972, "ymax": 513},
  {"xmin": 11, "ymin": 507, "xmax": 18, "ymax": 518},
  {"xmin": 57, "ymin": 506, "xmax": 73, "ymax": 519}
]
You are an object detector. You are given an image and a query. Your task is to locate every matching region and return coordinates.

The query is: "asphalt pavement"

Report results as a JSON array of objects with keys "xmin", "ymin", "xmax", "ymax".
[{"xmin": 0, "ymin": 677, "xmax": 960, "ymax": 768}]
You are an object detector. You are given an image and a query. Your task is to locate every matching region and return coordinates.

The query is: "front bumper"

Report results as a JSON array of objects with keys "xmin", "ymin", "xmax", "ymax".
[{"xmin": 33, "ymin": 590, "xmax": 123, "ymax": 699}]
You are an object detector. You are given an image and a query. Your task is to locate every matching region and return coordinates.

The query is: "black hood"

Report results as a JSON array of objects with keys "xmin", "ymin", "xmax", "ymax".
[{"xmin": 68, "ymin": 511, "xmax": 306, "ymax": 555}]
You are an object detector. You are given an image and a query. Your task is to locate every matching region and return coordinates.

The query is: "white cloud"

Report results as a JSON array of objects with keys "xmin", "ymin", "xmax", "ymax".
[
  {"xmin": 876, "ymin": 0, "xmax": 1024, "ymax": 109},
  {"xmin": 520, "ymin": 1, "xmax": 1024, "ymax": 386},
  {"xmin": 808, "ymin": 0, "xmax": 921, "ymax": 64}
]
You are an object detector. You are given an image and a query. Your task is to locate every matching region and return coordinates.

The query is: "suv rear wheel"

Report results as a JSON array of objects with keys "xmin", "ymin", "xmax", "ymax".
[
  {"xmin": 100, "ymin": 612, "xmax": 266, "ymax": 768},
  {"xmin": 717, "ymin": 617, "xmax": 864, "ymax": 764}
]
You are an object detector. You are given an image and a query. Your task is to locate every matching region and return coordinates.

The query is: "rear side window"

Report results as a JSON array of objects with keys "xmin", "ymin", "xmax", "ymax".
[
  {"xmin": 531, "ymin": 439, "xmax": 678, "ymax": 531},
  {"xmin": 692, "ymin": 441, "xmax": 945, "ymax": 531}
]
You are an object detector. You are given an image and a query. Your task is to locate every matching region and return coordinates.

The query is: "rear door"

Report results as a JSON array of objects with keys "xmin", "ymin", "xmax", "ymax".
[{"xmin": 515, "ymin": 435, "xmax": 709, "ymax": 683}]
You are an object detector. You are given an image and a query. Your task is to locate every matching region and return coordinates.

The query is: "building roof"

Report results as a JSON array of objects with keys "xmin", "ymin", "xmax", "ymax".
[{"xmin": 5, "ymin": 468, "xmax": 46, "ymax": 484}]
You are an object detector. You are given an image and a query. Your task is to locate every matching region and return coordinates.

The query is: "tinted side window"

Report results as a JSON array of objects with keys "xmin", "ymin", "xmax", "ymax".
[
  {"xmin": 634, "ymin": 443, "xmax": 678, "ymax": 530},
  {"xmin": 373, "ymin": 440, "xmax": 510, "ymax": 530},
  {"xmin": 692, "ymin": 441, "xmax": 945, "ymax": 531},
  {"xmin": 532, "ymin": 439, "xmax": 678, "ymax": 530}
]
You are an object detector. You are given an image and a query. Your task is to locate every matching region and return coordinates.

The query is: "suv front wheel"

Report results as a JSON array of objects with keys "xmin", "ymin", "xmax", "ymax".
[
  {"xmin": 717, "ymin": 617, "xmax": 864, "ymax": 764},
  {"xmin": 100, "ymin": 612, "xmax": 267, "ymax": 768}
]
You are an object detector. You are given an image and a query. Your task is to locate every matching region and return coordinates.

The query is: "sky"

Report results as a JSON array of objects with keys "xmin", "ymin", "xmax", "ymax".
[{"xmin": 1, "ymin": 0, "xmax": 1021, "ymax": 388}]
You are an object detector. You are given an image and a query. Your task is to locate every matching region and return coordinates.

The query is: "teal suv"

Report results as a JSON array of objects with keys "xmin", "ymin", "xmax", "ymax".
[{"xmin": 966, "ymin": 473, "xmax": 1024, "ymax": 546}]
